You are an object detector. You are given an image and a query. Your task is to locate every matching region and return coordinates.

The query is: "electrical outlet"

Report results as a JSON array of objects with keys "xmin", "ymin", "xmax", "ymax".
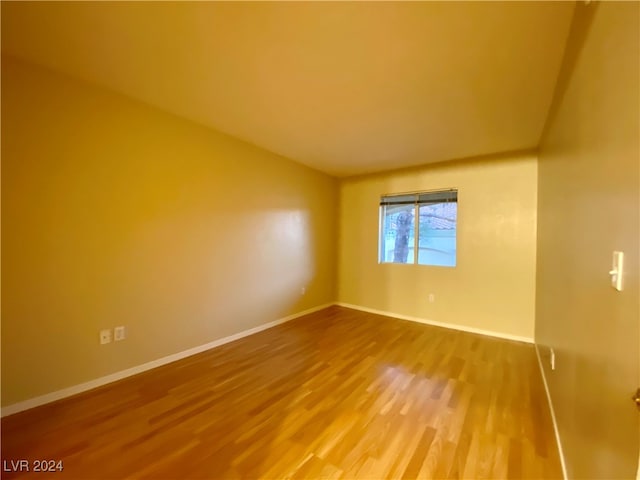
[
  {"xmin": 114, "ymin": 326, "xmax": 126, "ymax": 342},
  {"xmin": 100, "ymin": 329, "xmax": 112, "ymax": 345},
  {"xmin": 428, "ymin": 293, "xmax": 435, "ymax": 303}
]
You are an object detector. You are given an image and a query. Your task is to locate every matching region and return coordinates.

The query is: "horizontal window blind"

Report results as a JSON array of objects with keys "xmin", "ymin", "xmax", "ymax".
[{"xmin": 380, "ymin": 189, "xmax": 457, "ymax": 206}]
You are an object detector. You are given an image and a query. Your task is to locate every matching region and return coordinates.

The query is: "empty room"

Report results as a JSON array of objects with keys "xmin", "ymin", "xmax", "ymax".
[{"xmin": 1, "ymin": 1, "xmax": 638, "ymax": 479}]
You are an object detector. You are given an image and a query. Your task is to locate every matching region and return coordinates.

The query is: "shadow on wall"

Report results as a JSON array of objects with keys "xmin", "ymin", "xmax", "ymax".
[{"xmin": 539, "ymin": 2, "xmax": 599, "ymax": 142}]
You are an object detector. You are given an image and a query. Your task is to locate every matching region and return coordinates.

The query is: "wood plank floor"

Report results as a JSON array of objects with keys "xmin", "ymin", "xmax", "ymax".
[{"xmin": 1, "ymin": 306, "xmax": 562, "ymax": 479}]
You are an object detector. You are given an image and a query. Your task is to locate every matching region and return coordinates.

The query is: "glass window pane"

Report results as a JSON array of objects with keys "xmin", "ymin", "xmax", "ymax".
[
  {"xmin": 418, "ymin": 202, "xmax": 457, "ymax": 266},
  {"xmin": 380, "ymin": 204, "xmax": 415, "ymax": 264}
]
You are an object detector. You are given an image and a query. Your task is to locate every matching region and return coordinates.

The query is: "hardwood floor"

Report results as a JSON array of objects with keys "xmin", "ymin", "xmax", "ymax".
[{"xmin": 1, "ymin": 306, "xmax": 562, "ymax": 479}]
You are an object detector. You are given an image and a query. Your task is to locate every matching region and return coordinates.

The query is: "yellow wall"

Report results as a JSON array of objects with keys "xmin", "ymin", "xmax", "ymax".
[
  {"xmin": 536, "ymin": 3, "xmax": 639, "ymax": 479},
  {"xmin": 1, "ymin": 56, "xmax": 338, "ymax": 407},
  {"xmin": 338, "ymin": 152, "xmax": 538, "ymax": 340}
]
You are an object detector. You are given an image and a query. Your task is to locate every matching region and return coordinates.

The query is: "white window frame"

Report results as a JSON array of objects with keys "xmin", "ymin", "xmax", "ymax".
[{"xmin": 379, "ymin": 189, "xmax": 458, "ymax": 266}]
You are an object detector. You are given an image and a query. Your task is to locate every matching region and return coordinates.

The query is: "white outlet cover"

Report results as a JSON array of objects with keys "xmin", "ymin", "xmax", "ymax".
[
  {"xmin": 100, "ymin": 329, "xmax": 112, "ymax": 345},
  {"xmin": 114, "ymin": 326, "xmax": 126, "ymax": 341}
]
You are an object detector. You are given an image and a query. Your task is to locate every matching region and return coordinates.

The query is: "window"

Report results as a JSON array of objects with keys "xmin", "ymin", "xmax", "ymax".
[{"xmin": 379, "ymin": 189, "xmax": 457, "ymax": 267}]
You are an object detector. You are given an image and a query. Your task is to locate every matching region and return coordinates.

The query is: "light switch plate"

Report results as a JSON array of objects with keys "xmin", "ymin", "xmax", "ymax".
[{"xmin": 610, "ymin": 251, "xmax": 624, "ymax": 291}]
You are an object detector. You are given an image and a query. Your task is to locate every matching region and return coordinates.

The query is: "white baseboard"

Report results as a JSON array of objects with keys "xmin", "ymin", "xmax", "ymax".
[
  {"xmin": 1, "ymin": 303, "xmax": 334, "ymax": 418},
  {"xmin": 335, "ymin": 302, "xmax": 534, "ymax": 344},
  {"xmin": 535, "ymin": 344, "xmax": 568, "ymax": 480}
]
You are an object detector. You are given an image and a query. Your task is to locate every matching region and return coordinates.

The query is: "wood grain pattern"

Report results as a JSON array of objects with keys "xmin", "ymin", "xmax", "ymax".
[{"xmin": 1, "ymin": 306, "xmax": 562, "ymax": 479}]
